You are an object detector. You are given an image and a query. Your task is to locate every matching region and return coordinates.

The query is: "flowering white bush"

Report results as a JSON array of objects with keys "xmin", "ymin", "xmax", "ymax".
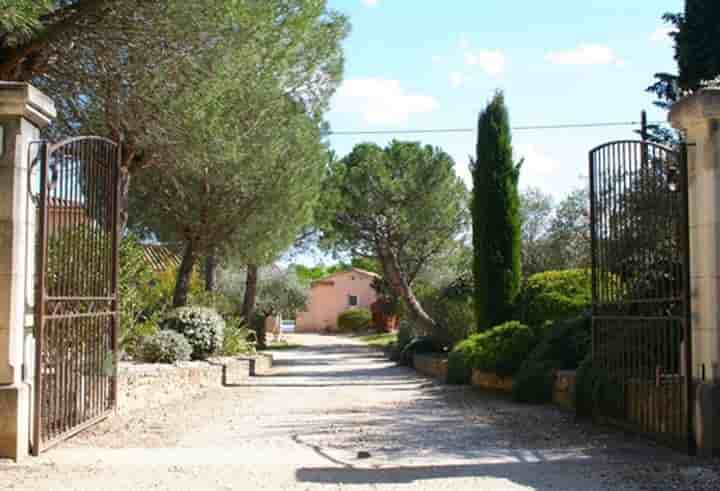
[{"xmin": 162, "ymin": 307, "xmax": 225, "ymax": 360}]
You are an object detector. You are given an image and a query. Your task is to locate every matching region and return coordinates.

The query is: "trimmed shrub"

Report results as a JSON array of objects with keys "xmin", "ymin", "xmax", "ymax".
[
  {"xmin": 139, "ymin": 330, "xmax": 192, "ymax": 364},
  {"xmin": 390, "ymin": 320, "xmax": 415, "ymax": 361},
  {"xmin": 466, "ymin": 321, "xmax": 539, "ymax": 377},
  {"xmin": 122, "ymin": 319, "xmax": 160, "ymax": 360},
  {"xmin": 162, "ymin": 306, "xmax": 225, "ymax": 360},
  {"xmin": 518, "ymin": 269, "xmax": 590, "ymax": 326},
  {"xmin": 337, "ymin": 308, "xmax": 372, "ymax": 332},
  {"xmin": 512, "ymin": 312, "xmax": 591, "ymax": 403},
  {"xmin": 447, "ymin": 349, "xmax": 472, "ymax": 385},
  {"xmin": 399, "ymin": 335, "xmax": 438, "ymax": 367},
  {"xmin": 575, "ymin": 355, "xmax": 624, "ymax": 419}
]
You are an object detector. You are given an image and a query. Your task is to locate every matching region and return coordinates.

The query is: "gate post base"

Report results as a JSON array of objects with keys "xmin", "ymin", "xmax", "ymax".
[
  {"xmin": 0, "ymin": 383, "xmax": 30, "ymax": 461},
  {"xmin": 694, "ymin": 381, "xmax": 720, "ymax": 456}
]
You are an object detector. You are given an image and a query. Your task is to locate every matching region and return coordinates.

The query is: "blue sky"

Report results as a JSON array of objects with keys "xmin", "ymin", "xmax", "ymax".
[{"xmin": 325, "ymin": 0, "xmax": 683, "ymax": 199}]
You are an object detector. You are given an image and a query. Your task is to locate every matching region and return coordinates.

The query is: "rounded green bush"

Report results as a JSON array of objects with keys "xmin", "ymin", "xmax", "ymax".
[
  {"xmin": 465, "ymin": 321, "xmax": 540, "ymax": 377},
  {"xmin": 162, "ymin": 306, "xmax": 225, "ymax": 360},
  {"xmin": 518, "ymin": 269, "xmax": 590, "ymax": 326},
  {"xmin": 139, "ymin": 330, "xmax": 192, "ymax": 364},
  {"xmin": 399, "ymin": 335, "xmax": 438, "ymax": 367},
  {"xmin": 447, "ymin": 349, "xmax": 472, "ymax": 385},
  {"xmin": 512, "ymin": 313, "xmax": 591, "ymax": 403},
  {"xmin": 337, "ymin": 308, "xmax": 372, "ymax": 332}
]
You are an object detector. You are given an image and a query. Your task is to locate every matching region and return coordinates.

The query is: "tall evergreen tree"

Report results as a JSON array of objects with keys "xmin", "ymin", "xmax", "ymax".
[{"xmin": 472, "ymin": 91, "xmax": 522, "ymax": 331}]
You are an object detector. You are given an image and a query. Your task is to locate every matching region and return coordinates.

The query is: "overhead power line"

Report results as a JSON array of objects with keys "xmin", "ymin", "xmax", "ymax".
[{"xmin": 328, "ymin": 120, "xmax": 667, "ymax": 136}]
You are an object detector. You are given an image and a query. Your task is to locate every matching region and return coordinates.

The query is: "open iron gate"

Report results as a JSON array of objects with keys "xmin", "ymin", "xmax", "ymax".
[
  {"xmin": 589, "ymin": 140, "xmax": 694, "ymax": 453},
  {"xmin": 32, "ymin": 137, "xmax": 121, "ymax": 455}
]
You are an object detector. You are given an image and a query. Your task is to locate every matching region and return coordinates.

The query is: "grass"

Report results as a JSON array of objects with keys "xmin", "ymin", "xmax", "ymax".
[{"xmin": 357, "ymin": 331, "xmax": 397, "ymax": 348}]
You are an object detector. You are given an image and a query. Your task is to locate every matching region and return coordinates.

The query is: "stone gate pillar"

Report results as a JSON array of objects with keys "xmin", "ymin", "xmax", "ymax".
[
  {"xmin": 0, "ymin": 82, "xmax": 55, "ymax": 460},
  {"xmin": 670, "ymin": 87, "xmax": 720, "ymax": 455}
]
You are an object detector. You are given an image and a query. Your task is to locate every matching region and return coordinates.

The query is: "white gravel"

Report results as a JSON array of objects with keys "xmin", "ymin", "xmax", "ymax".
[{"xmin": 1, "ymin": 334, "xmax": 717, "ymax": 490}]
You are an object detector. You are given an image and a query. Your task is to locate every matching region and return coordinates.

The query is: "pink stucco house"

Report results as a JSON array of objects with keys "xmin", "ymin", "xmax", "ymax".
[{"xmin": 295, "ymin": 268, "xmax": 379, "ymax": 332}]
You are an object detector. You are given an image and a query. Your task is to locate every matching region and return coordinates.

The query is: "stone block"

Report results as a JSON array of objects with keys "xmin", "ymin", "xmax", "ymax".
[
  {"xmin": 0, "ymin": 383, "xmax": 30, "ymax": 461},
  {"xmin": 553, "ymin": 370, "xmax": 577, "ymax": 411},
  {"xmin": 413, "ymin": 353, "xmax": 448, "ymax": 382},
  {"xmin": 471, "ymin": 369, "xmax": 514, "ymax": 393}
]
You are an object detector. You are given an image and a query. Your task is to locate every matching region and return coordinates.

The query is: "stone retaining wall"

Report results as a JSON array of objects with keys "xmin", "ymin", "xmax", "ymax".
[
  {"xmin": 117, "ymin": 354, "xmax": 273, "ymax": 415},
  {"xmin": 471, "ymin": 369, "xmax": 514, "ymax": 393},
  {"xmin": 413, "ymin": 354, "xmax": 448, "ymax": 382},
  {"xmin": 553, "ymin": 370, "xmax": 576, "ymax": 411}
]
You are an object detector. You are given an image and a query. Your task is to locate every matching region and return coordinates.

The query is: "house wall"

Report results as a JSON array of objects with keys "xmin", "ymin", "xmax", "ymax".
[{"xmin": 296, "ymin": 271, "xmax": 377, "ymax": 332}]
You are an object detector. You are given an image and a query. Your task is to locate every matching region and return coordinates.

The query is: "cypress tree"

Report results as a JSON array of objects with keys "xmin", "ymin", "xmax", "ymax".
[
  {"xmin": 472, "ymin": 91, "xmax": 522, "ymax": 331},
  {"xmin": 674, "ymin": 0, "xmax": 720, "ymax": 91}
]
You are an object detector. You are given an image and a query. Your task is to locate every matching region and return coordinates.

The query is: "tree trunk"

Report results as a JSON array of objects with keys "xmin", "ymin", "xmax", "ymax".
[
  {"xmin": 205, "ymin": 253, "xmax": 218, "ymax": 292},
  {"xmin": 241, "ymin": 264, "xmax": 259, "ymax": 322},
  {"xmin": 118, "ymin": 167, "xmax": 131, "ymax": 233},
  {"xmin": 377, "ymin": 244, "xmax": 436, "ymax": 334},
  {"xmin": 173, "ymin": 241, "xmax": 197, "ymax": 308}
]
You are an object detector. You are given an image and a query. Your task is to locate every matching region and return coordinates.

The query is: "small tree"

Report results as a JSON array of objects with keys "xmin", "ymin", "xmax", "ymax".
[
  {"xmin": 318, "ymin": 141, "xmax": 468, "ymax": 333},
  {"xmin": 472, "ymin": 91, "xmax": 522, "ymax": 331}
]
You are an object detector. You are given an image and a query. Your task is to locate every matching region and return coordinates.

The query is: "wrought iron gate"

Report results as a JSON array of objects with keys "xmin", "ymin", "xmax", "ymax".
[
  {"xmin": 589, "ymin": 140, "xmax": 694, "ymax": 452},
  {"xmin": 32, "ymin": 137, "xmax": 121, "ymax": 455}
]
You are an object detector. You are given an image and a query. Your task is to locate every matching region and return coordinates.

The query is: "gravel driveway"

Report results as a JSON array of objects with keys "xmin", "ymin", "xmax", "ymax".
[{"xmin": 1, "ymin": 334, "xmax": 718, "ymax": 490}]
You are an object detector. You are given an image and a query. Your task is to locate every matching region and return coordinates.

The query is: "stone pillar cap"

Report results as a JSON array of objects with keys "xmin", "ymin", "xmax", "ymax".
[
  {"xmin": 0, "ymin": 82, "xmax": 56, "ymax": 128},
  {"xmin": 669, "ymin": 88, "xmax": 720, "ymax": 130}
]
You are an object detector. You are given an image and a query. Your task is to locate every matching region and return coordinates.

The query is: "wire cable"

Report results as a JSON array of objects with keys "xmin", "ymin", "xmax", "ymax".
[{"xmin": 328, "ymin": 120, "xmax": 667, "ymax": 136}]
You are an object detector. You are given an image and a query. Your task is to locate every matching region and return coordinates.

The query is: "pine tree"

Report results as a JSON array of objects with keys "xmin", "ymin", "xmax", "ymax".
[{"xmin": 472, "ymin": 91, "xmax": 522, "ymax": 331}]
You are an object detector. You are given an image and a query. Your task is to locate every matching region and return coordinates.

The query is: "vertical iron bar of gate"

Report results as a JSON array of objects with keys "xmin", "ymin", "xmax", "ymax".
[
  {"xmin": 110, "ymin": 144, "xmax": 121, "ymax": 408},
  {"xmin": 679, "ymin": 142, "xmax": 695, "ymax": 455},
  {"xmin": 589, "ymin": 150, "xmax": 597, "ymax": 361},
  {"xmin": 32, "ymin": 142, "xmax": 50, "ymax": 457}
]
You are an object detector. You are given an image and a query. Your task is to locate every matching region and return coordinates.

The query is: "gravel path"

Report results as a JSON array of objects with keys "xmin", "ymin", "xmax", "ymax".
[{"xmin": 1, "ymin": 334, "xmax": 718, "ymax": 490}]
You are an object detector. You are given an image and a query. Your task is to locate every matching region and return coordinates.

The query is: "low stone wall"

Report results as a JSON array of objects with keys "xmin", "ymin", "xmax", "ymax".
[
  {"xmin": 553, "ymin": 370, "xmax": 576, "ymax": 411},
  {"xmin": 117, "ymin": 354, "xmax": 273, "ymax": 415},
  {"xmin": 413, "ymin": 353, "xmax": 448, "ymax": 382},
  {"xmin": 471, "ymin": 369, "xmax": 514, "ymax": 393}
]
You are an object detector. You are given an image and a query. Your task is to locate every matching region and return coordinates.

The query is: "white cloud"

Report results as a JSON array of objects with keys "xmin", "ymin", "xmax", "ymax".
[
  {"xmin": 545, "ymin": 44, "xmax": 621, "ymax": 66},
  {"xmin": 464, "ymin": 49, "xmax": 507, "ymax": 76},
  {"xmin": 362, "ymin": 0, "xmax": 379, "ymax": 6},
  {"xmin": 516, "ymin": 144, "xmax": 560, "ymax": 177},
  {"xmin": 449, "ymin": 71, "xmax": 466, "ymax": 88},
  {"xmin": 431, "ymin": 55, "xmax": 443, "ymax": 64},
  {"xmin": 649, "ymin": 26, "xmax": 675, "ymax": 44},
  {"xmin": 332, "ymin": 78, "xmax": 438, "ymax": 125}
]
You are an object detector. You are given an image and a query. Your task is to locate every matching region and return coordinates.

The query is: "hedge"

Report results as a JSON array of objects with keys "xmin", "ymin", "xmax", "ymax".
[
  {"xmin": 512, "ymin": 312, "xmax": 591, "ymax": 403},
  {"xmin": 337, "ymin": 308, "xmax": 372, "ymax": 332},
  {"xmin": 518, "ymin": 269, "xmax": 590, "ymax": 326},
  {"xmin": 463, "ymin": 321, "xmax": 540, "ymax": 377}
]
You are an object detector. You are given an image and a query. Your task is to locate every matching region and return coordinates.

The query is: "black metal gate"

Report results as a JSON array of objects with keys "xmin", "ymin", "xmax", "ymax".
[
  {"xmin": 589, "ymin": 140, "xmax": 694, "ymax": 452},
  {"xmin": 32, "ymin": 137, "xmax": 121, "ymax": 455}
]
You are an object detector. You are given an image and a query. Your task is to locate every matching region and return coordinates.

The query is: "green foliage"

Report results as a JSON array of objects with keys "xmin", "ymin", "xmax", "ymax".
[
  {"xmin": 416, "ymin": 281, "xmax": 475, "ymax": 350},
  {"xmin": 139, "ymin": 330, "xmax": 192, "ymax": 364},
  {"xmin": 256, "ymin": 273, "xmax": 308, "ymax": 318},
  {"xmin": 511, "ymin": 313, "xmax": 591, "ymax": 403},
  {"xmin": 0, "ymin": 0, "xmax": 52, "ymax": 35},
  {"xmin": 473, "ymin": 91, "xmax": 522, "ymax": 331},
  {"xmin": 575, "ymin": 356, "xmax": 625, "ymax": 419},
  {"xmin": 399, "ymin": 336, "xmax": 439, "ymax": 367},
  {"xmin": 447, "ymin": 349, "xmax": 472, "ymax": 385},
  {"xmin": 122, "ymin": 320, "xmax": 160, "ymax": 360},
  {"xmin": 518, "ymin": 269, "xmax": 591, "ymax": 326},
  {"xmin": 357, "ymin": 332, "xmax": 396, "ymax": 348},
  {"xmin": 390, "ymin": 320, "xmax": 416, "ymax": 361},
  {"xmin": 118, "ymin": 235, "xmax": 156, "ymax": 350},
  {"xmin": 220, "ymin": 317, "xmax": 256, "ymax": 356},
  {"xmin": 337, "ymin": 308, "xmax": 372, "ymax": 333},
  {"xmin": 464, "ymin": 321, "xmax": 539, "ymax": 377},
  {"xmin": 318, "ymin": 140, "xmax": 469, "ymax": 331},
  {"xmin": 671, "ymin": 2, "xmax": 720, "ymax": 93},
  {"xmin": 162, "ymin": 307, "xmax": 225, "ymax": 360}
]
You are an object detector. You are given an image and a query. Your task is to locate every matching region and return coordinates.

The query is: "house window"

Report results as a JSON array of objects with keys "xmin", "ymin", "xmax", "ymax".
[{"xmin": 348, "ymin": 295, "xmax": 358, "ymax": 307}]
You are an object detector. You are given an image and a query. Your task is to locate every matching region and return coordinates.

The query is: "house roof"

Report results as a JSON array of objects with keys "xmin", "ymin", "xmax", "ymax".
[
  {"xmin": 310, "ymin": 267, "xmax": 381, "ymax": 287},
  {"xmin": 142, "ymin": 244, "xmax": 181, "ymax": 272}
]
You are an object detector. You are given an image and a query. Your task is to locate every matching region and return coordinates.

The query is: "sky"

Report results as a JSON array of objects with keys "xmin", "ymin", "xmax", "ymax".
[{"xmin": 324, "ymin": 0, "xmax": 683, "ymax": 200}]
